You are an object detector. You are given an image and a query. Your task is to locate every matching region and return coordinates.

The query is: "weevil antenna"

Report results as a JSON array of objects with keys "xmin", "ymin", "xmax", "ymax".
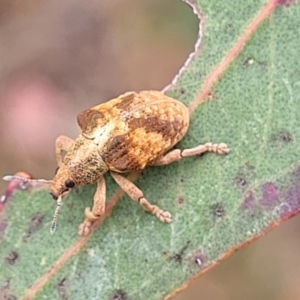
[
  {"xmin": 50, "ymin": 196, "xmax": 62, "ymax": 234},
  {"xmin": 3, "ymin": 175, "xmax": 52, "ymax": 184}
]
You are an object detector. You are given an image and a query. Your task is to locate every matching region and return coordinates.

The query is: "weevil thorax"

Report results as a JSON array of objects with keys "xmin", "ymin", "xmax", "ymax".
[{"xmin": 50, "ymin": 134, "xmax": 108, "ymax": 199}]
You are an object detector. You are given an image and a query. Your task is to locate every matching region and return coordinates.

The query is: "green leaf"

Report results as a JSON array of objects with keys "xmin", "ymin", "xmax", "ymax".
[{"xmin": 1, "ymin": 0, "xmax": 300, "ymax": 299}]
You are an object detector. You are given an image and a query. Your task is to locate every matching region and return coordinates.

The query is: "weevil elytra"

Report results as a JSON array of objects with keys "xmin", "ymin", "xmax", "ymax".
[{"xmin": 4, "ymin": 91, "xmax": 229, "ymax": 235}]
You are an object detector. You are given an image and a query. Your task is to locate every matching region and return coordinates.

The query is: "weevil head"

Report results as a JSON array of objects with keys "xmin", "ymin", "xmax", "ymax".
[{"xmin": 50, "ymin": 164, "xmax": 76, "ymax": 200}]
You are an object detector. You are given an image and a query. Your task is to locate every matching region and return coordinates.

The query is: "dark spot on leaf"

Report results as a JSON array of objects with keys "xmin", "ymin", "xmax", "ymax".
[
  {"xmin": 180, "ymin": 88, "xmax": 185, "ymax": 95},
  {"xmin": 177, "ymin": 196, "xmax": 184, "ymax": 205},
  {"xmin": 270, "ymin": 130, "xmax": 293, "ymax": 147},
  {"xmin": 277, "ymin": 131, "xmax": 292, "ymax": 143},
  {"xmin": 280, "ymin": 167, "xmax": 300, "ymax": 218},
  {"xmin": 261, "ymin": 182, "xmax": 280, "ymax": 209},
  {"xmin": 110, "ymin": 289, "xmax": 127, "ymax": 300},
  {"xmin": 243, "ymin": 57, "xmax": 254, "ymax": 67},
  {"xmin": 194, "ymin": 251, "xmax": 205, "ymax": 267},
  {"xmin": 180, "ymin": 178, "xmax": 184, "ymax": 183},
  {"xmin": 234, "ymin": 173, "xmax": 248, "ymax": 190},
  {"xmin": 57, "ymin": 278, "xmax": 68, "ymax": 300},
  {"xmin": 211, "ymin": 203, "xmax": 225, "ymax": 218},
  {"xmin": 0, "ymin": 280, "xmax": 17, "ymax": 300},
  {"xmin": 170, "ymin": 241, "xmax": 190, "ymax": 264},
  {"xmin": 5, "ymin": 251, "xmax": 19, "ymax": 265},
  {"xmin": 234, "ymin": 164, "xmax": 255, "ymax": 191},
  {"xmin": 241, "ymin": 191, "xmax": 255, "ymax": 212},
  {"xmin": 23, "ymin": 214, "xmax": 45, "ymax": 242},
  {"xmin": 277, "ymin": 0, "xmax": 295, "ymax": 6}
]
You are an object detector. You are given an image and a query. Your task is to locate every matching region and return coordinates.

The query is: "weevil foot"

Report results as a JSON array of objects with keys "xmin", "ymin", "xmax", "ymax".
[
  {"xmin": 152, "ymin": 206, "xmax": 172, "ymax": 223},
  {"xmin": 77, "ymin": 207, "xmax": 100, "ymax": 236},
  {"xmin": 78, "ymin": 220, "xmax": 92, "ymax": 236},
  {"xmin": 215, "ymin": 143, "xmax": 230, "ymax": 155},
  {"xmin": 139, "ymin": 197, "xmax": 172, "ymax": 223},
  {"xmin": 163, "ymin": 211, "xmax": 172, "ymax": 223}
]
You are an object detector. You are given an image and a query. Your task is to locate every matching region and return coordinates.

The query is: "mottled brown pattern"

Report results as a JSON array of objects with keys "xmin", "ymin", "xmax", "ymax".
[
  {"xmin": 77, "ymin": 97, "xmax": 123, "ymax": 138},
  {"xmin": 77, "ymin": 109, "xmax": 104, "ymax": 133},
  {"xmin": 128, "ymin": 116, "xmax": 183, "ymax": 139},
  {"xmin": 77, "ymin": 91, "xmax": 189, "ymax": 139},
  {"xmin": 115, "ymin": 92, "xmax": 137, "ymax": 110},
  {"xmin": 91, "ymin": 91, "xmax": 190, "ymax": 172},
  {"xmin": 102, "ymin": 135, "xmax": 132, "ymax": 171},
  {"xmin": 102, "ymin": 128, "xmax": 172, "ymax": 172}
]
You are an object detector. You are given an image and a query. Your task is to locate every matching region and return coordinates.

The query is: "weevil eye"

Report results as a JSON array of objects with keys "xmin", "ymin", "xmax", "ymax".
[{"xmin": 65, "ymin": 179, "xmax": 75, "ymax": 188}]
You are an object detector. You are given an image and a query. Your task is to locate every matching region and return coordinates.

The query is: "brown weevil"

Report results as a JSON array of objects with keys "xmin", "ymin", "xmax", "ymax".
[{"xmin": 4, "ymin": 91, "xmax": 229, "ymax": 235}]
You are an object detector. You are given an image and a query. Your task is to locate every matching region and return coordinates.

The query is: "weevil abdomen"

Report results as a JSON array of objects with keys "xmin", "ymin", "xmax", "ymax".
[{"xmin": 94, "ymin": 91, "xmax": 190, "ymax": 172}]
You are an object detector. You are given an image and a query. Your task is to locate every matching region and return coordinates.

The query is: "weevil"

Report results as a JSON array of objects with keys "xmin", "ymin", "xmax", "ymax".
[{"xmin": 4, "ymin": 91, "xmax": 229, "ymax": 235}]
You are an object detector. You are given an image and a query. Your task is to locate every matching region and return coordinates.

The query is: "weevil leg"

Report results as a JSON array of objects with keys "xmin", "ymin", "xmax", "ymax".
[
  {"xmin": 110, "ymin": 172, "xmax": 172, "ymax": 223},
  {"xmin": 55, "ymin": 135, "xmax": 75, "ymax": 165},
  {"xmin": 78, "ymin": 176, "xmax": 106, "ymax": 236},
  {"xmin": 150, "ymin": 143, "xmax": 229, "ymax": 166}
]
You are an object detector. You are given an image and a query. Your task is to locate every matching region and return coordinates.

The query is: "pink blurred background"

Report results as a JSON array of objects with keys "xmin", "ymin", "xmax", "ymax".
[{"xmin": 1, "ymin": 1, "xmax": 300, "ymax": 299}]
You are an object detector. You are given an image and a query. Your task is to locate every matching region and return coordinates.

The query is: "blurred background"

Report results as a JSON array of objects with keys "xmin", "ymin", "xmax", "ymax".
[{"xmin": 1, "ymin": 1, "xmax": 300, "ymax": 299}]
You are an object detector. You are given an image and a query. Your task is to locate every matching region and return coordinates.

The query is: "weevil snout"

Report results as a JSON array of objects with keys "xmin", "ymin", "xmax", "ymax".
[
  {"xmin": 50, "ymin": 190, "xmax": 58, "ymax": 200},
  {"xmin": 50, "ymin": 187, "xmax": 71, "ymax": 201},
  {"xmin": 50, "ymin": 165, "xmax": 76, "ymax": 200},
  {"xmin": 49, "ymin": 182, "xmax": 70, "ymax": 200}
]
